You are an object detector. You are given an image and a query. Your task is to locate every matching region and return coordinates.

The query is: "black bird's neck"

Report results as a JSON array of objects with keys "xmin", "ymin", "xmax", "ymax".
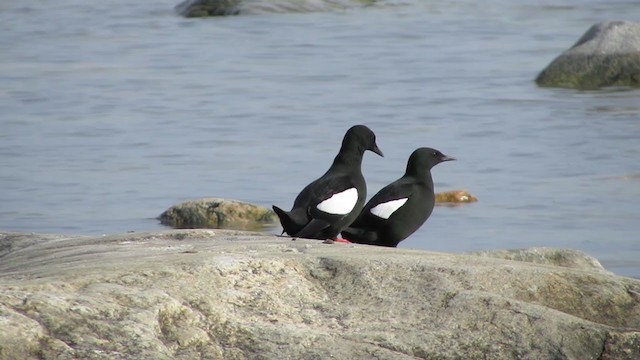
[
  {"xmin": 405, "ymin": 163, "xmax": 434, "ymax": 188},
  {"xmin": 330, "ymin": 142, "xmax": 365, "ymax": 172}
]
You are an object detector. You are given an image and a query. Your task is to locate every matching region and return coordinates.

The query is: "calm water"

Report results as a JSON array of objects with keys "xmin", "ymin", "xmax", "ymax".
[{"xmin": 1, "ymin": 0, "xmax": 639, "ymax": 277}]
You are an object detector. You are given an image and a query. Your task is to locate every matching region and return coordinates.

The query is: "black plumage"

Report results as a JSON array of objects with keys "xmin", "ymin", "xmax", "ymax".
[
  {"xmin": 341, "ymin": 147, "xmax": 454, "ymax": 247},
  {"xmin": 273, "ymin": 125, "xmax": 383, "ymax": 240}
]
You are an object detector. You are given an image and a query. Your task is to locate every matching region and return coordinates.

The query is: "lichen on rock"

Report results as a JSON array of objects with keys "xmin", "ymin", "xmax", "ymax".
[{"xmin": 158, "ymin": 198, "xmax": 277, "ymax": 230}]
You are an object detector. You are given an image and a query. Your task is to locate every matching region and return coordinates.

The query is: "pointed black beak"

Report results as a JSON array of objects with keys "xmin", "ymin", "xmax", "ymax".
[
  {"xmin": 440, "ymin": 154, "xmax": 456, "ymax": 162},
  {"xmin": 371, "ymin": 143, "xmax": 384, "ymax": 157}
]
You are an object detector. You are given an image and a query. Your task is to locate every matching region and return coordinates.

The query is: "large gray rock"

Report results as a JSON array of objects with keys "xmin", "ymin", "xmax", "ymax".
[
  {"xmin": 158, "ymin": 198, "xmax": 277, "ymax": 230},
  {"xmin": 175, "ymin": 0, "xmax": 377, "ymax": 17},
  {"xmin": 536, "ymin": 21, "xmax": 640, "ymax": 89},
  {"xmin": 1, "ymin": 230, "xmax": 639, "ymax": 360}
]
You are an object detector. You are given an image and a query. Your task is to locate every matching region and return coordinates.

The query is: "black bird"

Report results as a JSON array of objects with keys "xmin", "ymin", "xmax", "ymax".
[
  {"xmin": 272, "ymin": 125, "xmax": 383, "ymax": 240},
  {"xmin": 341, "ymin": 147, "xmax": 454, "ymax": 247}
]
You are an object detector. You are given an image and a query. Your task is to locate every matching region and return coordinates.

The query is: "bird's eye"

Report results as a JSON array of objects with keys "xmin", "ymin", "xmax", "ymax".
[{"xmin": 433, "ymin": 151, "xmax": 439, "ymax": 156}]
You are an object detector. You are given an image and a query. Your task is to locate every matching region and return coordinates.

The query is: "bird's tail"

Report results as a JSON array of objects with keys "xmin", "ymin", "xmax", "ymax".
[{"xmin": 272, "ymin": 206, "xmax": 306, "ymax": 236}]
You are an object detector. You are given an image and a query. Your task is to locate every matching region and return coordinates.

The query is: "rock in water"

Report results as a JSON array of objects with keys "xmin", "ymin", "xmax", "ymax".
[
  {"xmin": 175, "ymin": 0, "xmax": 378, "ymax": 17},
  {"xmin": 435, "ymin": 190, "xmax": 478, "ymax": 204},
  {"xmin": 175, "ymin": 0, "xmax": 243, "ymax": 17},
  {"xmin": 536, "ymin": 21, "xmax": 640, "ymax": 89},
  {"xmin": 1, "ymin": 230, "xmax": 639, "ymax": 359},
  {"xmin": 158, "ymin": 198, "xmax": 276, "ymax": 230}
]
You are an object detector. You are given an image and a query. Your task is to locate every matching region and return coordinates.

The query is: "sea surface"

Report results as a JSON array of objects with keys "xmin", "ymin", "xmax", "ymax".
[{"xmin": 1, "ymin": 0, "xmax": 639, "ymax": 277}]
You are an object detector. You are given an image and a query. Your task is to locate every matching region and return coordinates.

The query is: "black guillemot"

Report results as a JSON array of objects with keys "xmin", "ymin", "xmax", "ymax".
[
  {"xmin": 342, "ymin": 147, "xmax": 454, "ymax": 247},
  {"xmin": 272, "ymin": 125, "xmax": 383, "ymax": 240}
]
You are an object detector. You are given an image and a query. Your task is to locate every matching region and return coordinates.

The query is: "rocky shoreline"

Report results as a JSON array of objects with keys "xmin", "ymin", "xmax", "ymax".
[{"xmin": 1, "ymin": 229, "xmax": 638, "ymax": 359}]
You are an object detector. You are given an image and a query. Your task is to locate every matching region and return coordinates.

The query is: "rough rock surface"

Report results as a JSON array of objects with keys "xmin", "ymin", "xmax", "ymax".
[
  {"xmin": 1, "ymin": 230, "xmax": 639, "ymax": 360},
  {"xmin": 470, "ymin": 247, "xmax": 611, "ymax": 274},
  {"xmin": 536, "ymin": 20, "xmax": 640, "ymax": 89},
  {"xmin": 158, "ymin": 198, "xmax": 277, "ymax": 230},
  {"xmin": 175, "ymin": 0, "xmax": 377, "ymax": 17}
]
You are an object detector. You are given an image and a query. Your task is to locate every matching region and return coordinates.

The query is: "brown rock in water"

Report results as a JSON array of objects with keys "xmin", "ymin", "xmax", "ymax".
[
  {"xmin": 158, "ymin": 198, "xmax": 276, "ymax": 230},
  {"xmin": 1, "ymin": 230, "xmax": 639, "ymax": 360},
  {"xmin": 435, "ymin": 190, "xmax": 478, "ymax": 204}
]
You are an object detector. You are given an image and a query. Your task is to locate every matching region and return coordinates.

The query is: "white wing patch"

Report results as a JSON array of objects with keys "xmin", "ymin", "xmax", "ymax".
[
  {"xmin": 370, "ymin": 198, "xmax": 408, "ymax": 219},
  {"xmin": 316, "ymin": 187, "xmax": 358, "ymax": 215}
]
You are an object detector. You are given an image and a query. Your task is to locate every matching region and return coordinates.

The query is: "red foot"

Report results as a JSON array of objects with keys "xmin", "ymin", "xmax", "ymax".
[{"xmin": 333, "ymin": 237, "xmax": 352, "ymax": 244}]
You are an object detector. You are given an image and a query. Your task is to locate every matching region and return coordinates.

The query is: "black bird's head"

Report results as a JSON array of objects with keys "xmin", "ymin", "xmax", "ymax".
[
  {"xmin": 343, "ymin": 124, "xmax": 384, "ymax": 157},
  {"xmin": 406, "ymin": 147, "xmax": 455, "ymax": 175}
]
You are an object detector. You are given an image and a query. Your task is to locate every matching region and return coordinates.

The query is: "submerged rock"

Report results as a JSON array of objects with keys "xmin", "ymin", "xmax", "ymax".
[
  {"xmin": 158, "ymin": 198, "xmax": 276, "ymax": 230},
  {"xmin": 536, "ymin": 21, "xmax": 640, "ymax": 89},
  {"xmin": 434, "ymin": 190, "xmax": 478, "ymax": 204},
  {"xmin": 175, "ymin": 0, "xmax": 378, "ymax": 17},
  {"xmin": 175, "ymin": 0, "xmax": 242, "ymax": 17},
  {"xmin": 1, "ymin": 230, "xmax": 639, "ymax": 360}
]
